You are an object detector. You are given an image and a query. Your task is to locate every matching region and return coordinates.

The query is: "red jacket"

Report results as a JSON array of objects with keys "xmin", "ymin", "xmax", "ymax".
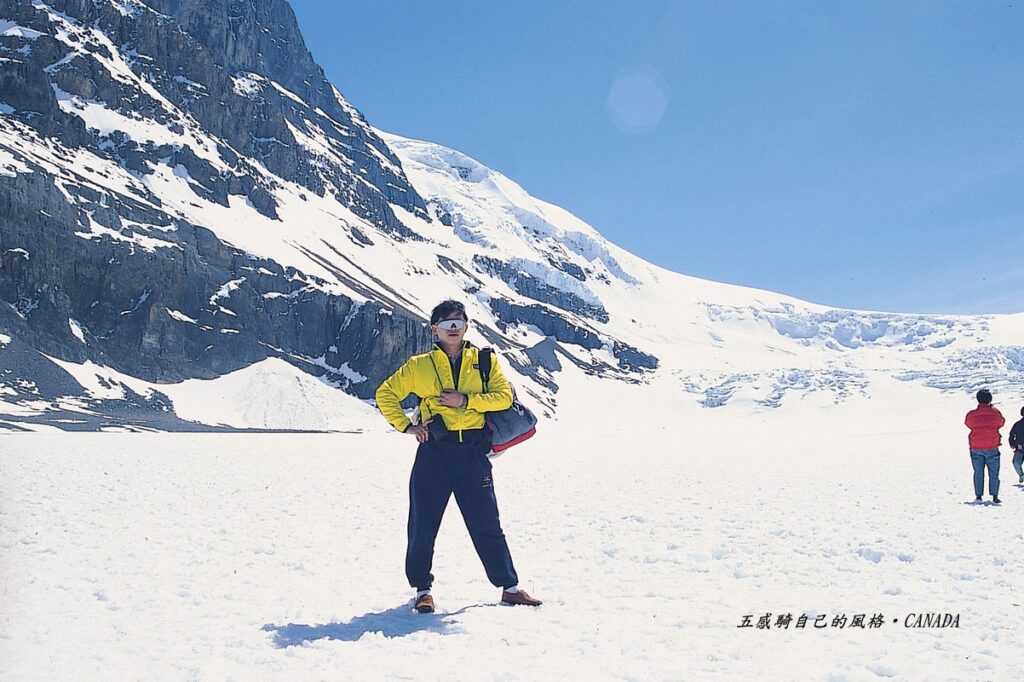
[{"xmin": 965, "ymin": 404, "xmax": 1005, "ymax": 449}]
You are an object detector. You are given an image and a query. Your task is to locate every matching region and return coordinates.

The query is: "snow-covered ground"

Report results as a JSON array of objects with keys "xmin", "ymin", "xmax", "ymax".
[
  {"xmin": 3, "ymin": 369, "xmax": 1022, "ymax": 681},
  {"xmin": 3, "ymin": 6, "xmax": 1023, "ymax": 677}
]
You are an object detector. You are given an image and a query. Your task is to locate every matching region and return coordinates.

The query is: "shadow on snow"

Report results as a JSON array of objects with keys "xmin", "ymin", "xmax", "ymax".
[{"xmin": 262, "ymin": 601, "xmax": 498, "ymax": 647}]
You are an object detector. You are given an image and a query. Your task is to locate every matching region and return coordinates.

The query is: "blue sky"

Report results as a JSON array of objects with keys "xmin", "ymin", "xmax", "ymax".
[{"xmin": 290, "ymin": 1, "xmax": 1023, "ymax": 314}]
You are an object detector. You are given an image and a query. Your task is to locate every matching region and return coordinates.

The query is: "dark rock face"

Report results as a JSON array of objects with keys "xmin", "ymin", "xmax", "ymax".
[
  {"xmin": 489, "ymin": 299, "xmax": 603, "ymax": 350},
  {"xmin": 0, "ymin": 0, "xmax": 428, "ymax": 233},
  {"xmin": 147, "ymin": 0, "xmax": 322, "ymax": 84},
  {"xmin": 488, "ymin": 298, "xmax": 658, "ymax": 372},
  {"xmin": 612, "ymin": 340, "xmax": 658, "ymax": 371},
  {"xmin": 473, "ymin": 255, "xmax": 609, "ymax": 323},
  {"xmin": 546, "ymin": 257, "xmax": 587, "ymax": 282},
  {"xmin": 0, "ymin": 154, "xmax": 431, "ymax": 397},
  {"xmin": 525, "ymin": 336, "xmax": 561, "ymax": 373}
]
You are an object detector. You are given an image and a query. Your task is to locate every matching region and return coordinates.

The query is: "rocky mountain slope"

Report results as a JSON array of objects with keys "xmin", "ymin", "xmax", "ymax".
[{"xmin": 1, "ymin": 0, "xmax": 1021, "ymax": 432}]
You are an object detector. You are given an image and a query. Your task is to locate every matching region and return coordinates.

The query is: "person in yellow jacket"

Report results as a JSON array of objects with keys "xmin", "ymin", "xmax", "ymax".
[{"xmin": 375, "ymin": 299, "xmax": 542, "ymax": 613}]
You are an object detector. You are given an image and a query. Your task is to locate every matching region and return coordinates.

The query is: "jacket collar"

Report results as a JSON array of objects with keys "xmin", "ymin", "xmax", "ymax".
[{"xmin": 432, "ymin": 340, "xmax": 472, "ymax": 354}]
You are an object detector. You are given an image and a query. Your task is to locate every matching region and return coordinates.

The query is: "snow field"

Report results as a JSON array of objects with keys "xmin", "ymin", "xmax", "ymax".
[{"xmin": 2, "ymin": 374, "xmax": 1022, "ymax": 680}]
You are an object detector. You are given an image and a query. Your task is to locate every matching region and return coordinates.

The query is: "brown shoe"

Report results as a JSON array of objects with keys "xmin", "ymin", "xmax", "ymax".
[
  {"xmin": 501, "ymin": 589, "xmax": 542, "ymax": 606},
  {"xmin": 414, "ymin": 593, "xmax": 434, "ymax": 613}
]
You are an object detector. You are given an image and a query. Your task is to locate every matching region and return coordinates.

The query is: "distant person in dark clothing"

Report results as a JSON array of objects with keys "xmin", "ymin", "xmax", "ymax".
[
  {"xmin": 1009, "ymin": 407, "xmax": 1024, "ymax": 485},
  {"xmin": 965, "ymin": 389, "xmax": 1005, "ymax": 504}
]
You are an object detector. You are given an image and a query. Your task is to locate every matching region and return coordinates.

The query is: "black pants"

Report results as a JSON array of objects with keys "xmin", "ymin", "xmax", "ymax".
[{"xmin": 405, "ymin": 429, "xmax": 519, "ymax": 591}]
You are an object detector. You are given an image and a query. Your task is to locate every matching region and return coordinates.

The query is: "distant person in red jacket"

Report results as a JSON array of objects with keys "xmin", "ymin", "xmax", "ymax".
[{"xmin": 965, "ymin": 389, "xmax": 1005, "ymax": 504}]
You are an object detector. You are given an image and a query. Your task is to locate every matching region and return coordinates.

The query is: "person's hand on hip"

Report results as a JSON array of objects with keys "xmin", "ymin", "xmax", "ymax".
[{"xmin": 408, "ymin": 420, "xmax": 431, "ymax": 443}]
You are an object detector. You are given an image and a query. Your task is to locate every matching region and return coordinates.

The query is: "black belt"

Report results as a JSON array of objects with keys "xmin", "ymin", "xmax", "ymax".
[{"xmin": 428, "ymin": 418, "xmax": 487, "ymax": 444}]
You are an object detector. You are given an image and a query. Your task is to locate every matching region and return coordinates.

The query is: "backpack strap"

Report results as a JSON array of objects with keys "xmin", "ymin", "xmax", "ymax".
[{"xmin": 478, "ymin": 347, "xmax": 493, "ymax": 391}]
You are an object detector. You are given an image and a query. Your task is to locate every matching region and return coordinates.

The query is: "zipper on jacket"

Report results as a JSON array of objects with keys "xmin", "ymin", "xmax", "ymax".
[{"xmin": 428, "ymin": 341, "xmax": 475, "ymax": 438}]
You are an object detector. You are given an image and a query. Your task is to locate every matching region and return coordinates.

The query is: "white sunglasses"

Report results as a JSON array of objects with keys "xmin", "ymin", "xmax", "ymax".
[{"xmin": 435, "ymin": 318, "xmax": 467, "ymax": 331}]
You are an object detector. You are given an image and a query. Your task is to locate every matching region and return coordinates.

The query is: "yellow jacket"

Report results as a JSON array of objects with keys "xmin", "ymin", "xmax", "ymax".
[{"xmin": 375, "ymin": 341, "xmax": 514, "ymax": 441}]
